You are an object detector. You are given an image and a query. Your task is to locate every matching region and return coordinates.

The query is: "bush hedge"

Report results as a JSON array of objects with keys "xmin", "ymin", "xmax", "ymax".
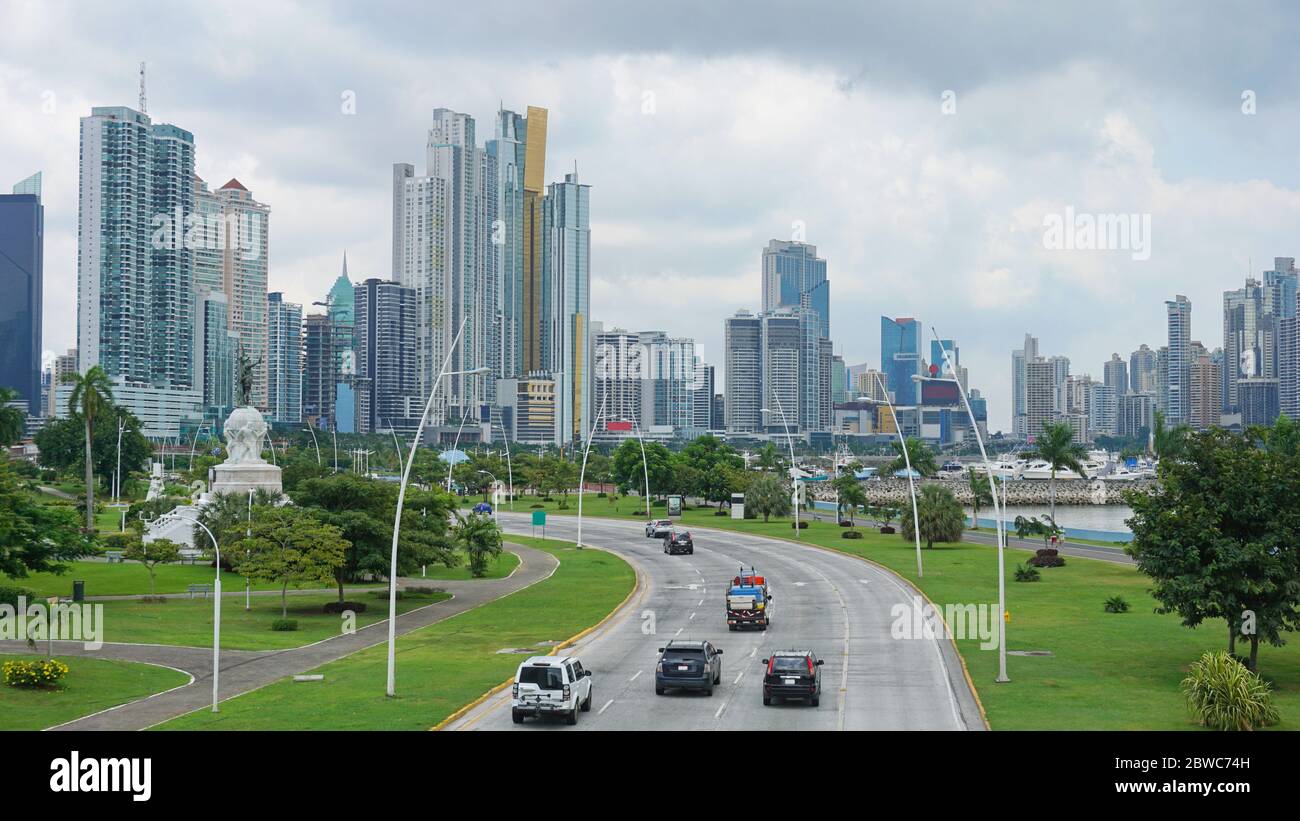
[
  {"xmin": 3, "ymin": 658, "xmax": 70, "ymax": 688},
  {"xmin": 323, "ymin": 601, "xmax": 367, "ymax": 614},
  {"xmin": 270, "ymin": 619, "xmax": 299, "ymax": 632}
]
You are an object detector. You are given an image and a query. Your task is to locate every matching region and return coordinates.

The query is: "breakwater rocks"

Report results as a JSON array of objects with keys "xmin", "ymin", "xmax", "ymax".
[{"xmin": 808, "ymin": 477, "xmax": 1155, "ymax": 506}]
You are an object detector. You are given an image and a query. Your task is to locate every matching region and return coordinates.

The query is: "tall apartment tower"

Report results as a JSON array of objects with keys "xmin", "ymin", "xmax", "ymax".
[
  {"xmin": 1024, "ymin": 358, "xmax": 1057, "ymax": 441},
  {"xmin": 1104, "ymin": 354, "xmax": 1128, "ymax": 398},
  {"xmin": 1223, "ymin": 278, "xmax": 1264, "ymax": 413},
  {"xmin": 265, "ymin": 292, "xmax": 302, "ymax": 423},
  {"xmin": 1165, "ymin": 295, "xmax": 1192, "ymax": 425},
  {"xmin": 0, "ymin": 174, "xmax": 43, "ymax": 414},
  {"xmin": 1129, "ymin": 344, "xmax": 1158, "ymax": 394},
  {"xmin": 78, "ymin": 106, "xmax": 196, "ymax": 393},
  {"xmin": 724, "ymin": 311, "xmax": 762, "ymax": 433},
  {"xmin": 1188, "ymin": 346, "xmax": 1222, "ymax": 429},
  {"xmin": 881, "ymin": 317, "xmax": 923, "ymax": 406},
  {"xmin": 761, "ymin": 240, "xmax": 829, "ymax": 338},
  {"xmin": 213, "ymin": 179, "xmax": 271, "ymax": 410},
  {"xmin": 544, "ymin": 171, "xmax": 592, "ymax": 444},
  {"xmin": 1011, "ymin": 333, "xmax": 1039, "ymax": 436},
  {"xmin": 355, "ymin": 278, "xmax": 419, "ymax": 435}
]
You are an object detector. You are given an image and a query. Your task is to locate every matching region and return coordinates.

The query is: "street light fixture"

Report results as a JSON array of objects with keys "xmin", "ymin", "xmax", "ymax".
[
  {"xmin": 477, "ymin": 470, "xmax": 499, "ymax": 523},
  {"xmin": 926, "ymin": 328, "xmax": 1009, "ymax": 683},
  {"xmin": 161, "ymin": 510, "xmax": 222, "ymax": 712},
  {"xmin": 385, "ymin": 315, "xmax": 485, "ymax": 696},
  {"xmin": 882, "ymin": 372, "xmax": 923, "ymax": 579},
  {"xmin": 576, "ymin": 393, "xmax": 608, "ymax": 549},
  {"xmin": 444, "ymin": 370, "xmax": 488, "ymax": 493},
  {"xmin": 760, "ymin": 395, "xmax": 799, "ymax": 538},
  {"xmin": 302, "ymin": 424, "xmax": 321, "ymax": 465},
  {"xmin": 630, "ymin": 414, "xmax": 652, "ymax": 519}
]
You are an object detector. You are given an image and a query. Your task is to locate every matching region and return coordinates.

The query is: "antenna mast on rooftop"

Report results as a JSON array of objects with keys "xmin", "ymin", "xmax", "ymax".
[{"xmin": 138, "ymin": 61, "xmax": 147, "ymax": 113}]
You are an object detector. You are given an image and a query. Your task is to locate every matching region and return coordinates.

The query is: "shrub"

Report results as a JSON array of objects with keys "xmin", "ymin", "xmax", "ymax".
[
  {"xmin": 838, "ymin": 520, "xmax": 852, "ymax": 527},
  {"xmin": 0, "ymin": 586, "xmax": 36, "ymax": 608},
  {"xmin": 1027, "ymin": 549, "xmax": 1066, "ymax": 568},
  {"xmin": 1013, "ymin": 564, "xmax": 1041, "ymax": 582},
  {"xmin": 3, "ymin": 658, "xmax": 70, "ymax": 688},
  {"xmin": 529, "ymin": 503, "xmax": 544, "ymax": 509},
  {"xmin": 138, "ymin": 595, "xmax": 169, "ymax": 604},
  {"xmin": 1103, "ymin": 595, "xmax": 1130, "ymax": 613},
  {"xmin": 714, "ymin": 509, "xmax": 729, "ymax": 516},
  {"xmin": 323, "ymin": 601, "xmax": 367, "ymax": 614},
  {"xmin": 403, "ymin": 585, "xmax": 443, "ymax": 595},
  {"xmin": 1181, "ymin": 651, "xmax": 1279, "ymax": 731},
  {"xmin": 596, "ymin": 492, "xmax": 607, "ymax": 498},
  {"xmin": 792, "ymin": 520, "xmax": 808, "ymax": 529},
  {"xmin": 879, "ymin": 526, "xmax": 895, "ymax": 534},
  {"xmin": 841, "ymin": 530, "xmax": 863, "ymax": 539},
  {"xmin": 270, "ymin": 619, "xmax": 299, "ymax": 632},
  {"xmin": 557, "ymin": 500, "xmax": 569, "ymax": 510}
]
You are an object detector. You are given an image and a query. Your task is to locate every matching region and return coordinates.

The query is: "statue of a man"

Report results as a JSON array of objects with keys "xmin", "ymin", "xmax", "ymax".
[{"xmin": 236, "ymin": 348, "xmax": 261, "ymax": 408}]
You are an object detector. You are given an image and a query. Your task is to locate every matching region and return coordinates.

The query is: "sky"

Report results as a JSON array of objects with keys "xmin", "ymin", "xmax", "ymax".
[{"xmin": 4, "ymin": 0, "xmax": 1300, "ymax": 431}]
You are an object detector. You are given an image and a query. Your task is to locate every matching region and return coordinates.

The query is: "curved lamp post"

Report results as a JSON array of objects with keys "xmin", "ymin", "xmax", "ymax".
[
  {"xmin": 928, "ymin": 328, "xmax": 1008, "ymax": 683},
  {"xmin": 478, "ymin": 469, "xmax": 499, "ymax": 523},
  {"xmin": 496, "ymin": 417, "xmax": 514, "ymax": 511},
  {"xmin": 576, "ymin": 393, "xmax": 608, "ymax": 549},
  {"xmin": 163, "ymin": 510, "xmax": 222, "ymax": 712},
  {"xmin": 760, "ymin": 395, "xmax": 799, "ymax": 538},
  {"xmin": 302, "ymin": 424, "xmax": 321, "ymax": 465},
  {"xmin": 385, "ymin": 318, "xmax": 485, "ymax": 697},
  {"xmin": 631, "ymin": 414, "xmax": 652, "ymax": 518},
  {"xmin": 444, "ymin": 372, "xmax": 486, "ymax": 492},
  {"xmin": 877, "ymin": 372, "xmax": 923, "ymax": 578}
]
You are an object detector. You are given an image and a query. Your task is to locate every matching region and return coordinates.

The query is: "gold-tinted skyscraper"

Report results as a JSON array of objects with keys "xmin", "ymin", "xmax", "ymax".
[{"xmin": 522, "ymin": 105, "xmax": 547, "ymax": 373}]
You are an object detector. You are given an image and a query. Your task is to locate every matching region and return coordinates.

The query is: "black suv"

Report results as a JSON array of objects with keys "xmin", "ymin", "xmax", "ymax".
[
  {"xmin": 761, "ymin": 650, "xmax": 823, "ymax": 706},
  {"xmin": 663, "ymin": 530, "xmax": 694, "ymax": 555},
  {"xmin": 655, "ymin": 640, "xmax": 723, "ymax": 695}
]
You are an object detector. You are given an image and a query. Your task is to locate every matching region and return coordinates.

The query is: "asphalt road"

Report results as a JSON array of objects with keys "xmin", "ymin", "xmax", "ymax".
[{"xmin": 447, "ymin": 513, "xmax": 985, "ymax": 731}]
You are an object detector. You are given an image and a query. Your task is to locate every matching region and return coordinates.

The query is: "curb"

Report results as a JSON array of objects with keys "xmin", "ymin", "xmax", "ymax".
[{"xmin": 430, "ymin": 540, "xmax": 643, "ymax": 731}]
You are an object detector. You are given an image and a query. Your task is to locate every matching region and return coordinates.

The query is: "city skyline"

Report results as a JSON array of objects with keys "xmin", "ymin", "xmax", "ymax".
[{"xmin": 8, "ymin": 2, "xmax": 1300, "ymax": 431}]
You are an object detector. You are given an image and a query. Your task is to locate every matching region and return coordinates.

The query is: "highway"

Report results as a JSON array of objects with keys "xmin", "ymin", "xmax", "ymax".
[{"xmin": 445, "ymin": 513, "xmax": 986, "ymax": 731}]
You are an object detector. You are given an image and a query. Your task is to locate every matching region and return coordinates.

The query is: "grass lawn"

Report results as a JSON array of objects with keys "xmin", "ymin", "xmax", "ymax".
[
  {"xmin": 86, "ymin": 589, "xmax": 450, "ymax": 651},
  {"xmin": 0, "ymin": 654, "xmax": 190, "ymax": 731},
  {"xmin": 156, "ymin": 535, "xmax": 634, "ymax": 730},
  {"xmin": 495, "ymin": 493, "xmax": 1300, "ymax": 731},
  {"xmin": 416, "ymin": 549, "xmax": 519, "ymax": 581}
]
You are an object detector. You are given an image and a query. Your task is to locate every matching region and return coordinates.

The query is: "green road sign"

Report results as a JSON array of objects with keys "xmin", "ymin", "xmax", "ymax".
[{"xmin": 532, "ymin": 510, "xmax": 547, "ymax": 526}]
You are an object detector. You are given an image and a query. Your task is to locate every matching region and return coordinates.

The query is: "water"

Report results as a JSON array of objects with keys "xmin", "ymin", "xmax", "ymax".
[{"xmin": 813, "ymin": 500, "xmax": 1135, "ymax": 543}]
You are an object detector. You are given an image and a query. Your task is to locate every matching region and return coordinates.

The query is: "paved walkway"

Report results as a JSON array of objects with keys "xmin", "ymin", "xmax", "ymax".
[{"xmin": 0, "ymin": 543, "xmax": 556, "ymax": 730}]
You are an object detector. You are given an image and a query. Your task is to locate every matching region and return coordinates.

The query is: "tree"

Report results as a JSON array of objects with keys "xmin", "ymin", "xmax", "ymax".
[
  {"xmin": 293, "ymin": 474, "xmax": 455, "ymax": 601},
  {"xmin": 1013, "ymin": 514, "xmax": 1062, "ymax": 549},
  {"xmin": 701, "ymin": 464, "xmax": 740, "ymax": 509},
  {"xmin": 454, "ymin": 512, "xmax": 502, "ymax": 577},
  {"xmin": 967, "ymin": 468, "xmax": 994, "ymax": 530},
  {"xmin": 755, "ymin": 442, "xmax": 781, "ymax": 472},
  {"xmin": 1150, "ymin": 409, "xmax": 1190, "ymax": 460},
  {"xmin": 121, "ymin": 535, "xmax": 182, "ymax": 597},
  {"xmin": 887, "ymin": 437, "xmax": 937, "ymax": 478},
  {"xmin": 1127, "ymin": 426, "xmax": 1300, "ymax": 672},
  {"xmin": 611, "ymin": 439, "xmax": 672, "ymax": 499},
  {"xmin": 232, "ymin": 506, "xmax": 349, "ymax": 617},
  {"xmin": 671, "ymin": 460, "xmax": 702, "ymax": 500},
  {"xmin": 0, "ymin": 455, "xmax": 89, "ymax": 578},
  {"xmin": 63, "ymin": 366, "xmax": 115, "ymax": 530},
  {"xmin": 901, "ymin": 484, "xmax": 965, "ymax": 548},
  {"xmin": 832, "ymin": 474, "xmax": 867, "ymax": 527},
  {"xmin": 0, "ymin": 386, "xmax": 24, "ymax": 447},
  {"xmin": 34, "ymin": 409, "xmax": 152, "ymax": 499},
  {"xmin": 1033, "ymin": 421, "xmax": 1088, "ymax": 522},
  {"xmin": 680, "ymin": 435, "xmax": 743, "ymax": 475},
  {"xmin": 745, "ymin": 472, "xmax": 790, "ymax": 523}
]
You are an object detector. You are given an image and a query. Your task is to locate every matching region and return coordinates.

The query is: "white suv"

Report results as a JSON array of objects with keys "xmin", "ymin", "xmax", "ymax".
[
  {"xmin": 511, "ymin": 656, "xmax": 593, "ymax": 725},
  {"xmin": 646, "ymin": 519, "xmax": 673, "ymax": 538}
]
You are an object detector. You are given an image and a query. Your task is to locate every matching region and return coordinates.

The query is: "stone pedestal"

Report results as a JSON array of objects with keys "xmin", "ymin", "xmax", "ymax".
[{"xmin": 208, "ymin": 405, "xmax": 282, "ymax": 497}]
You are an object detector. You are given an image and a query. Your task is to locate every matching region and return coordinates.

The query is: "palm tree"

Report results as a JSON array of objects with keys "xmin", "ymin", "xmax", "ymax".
[
  {"xmin": 967, "ymin": 467, "xmax": 994, "ymax": 530},
  {"xmin": 65, "ymin": 366, "xmax": 114, "ymax": 531},
  {"xmin": 1033, "ymin": 421, "xmax": 1087, "ymax": 522},
  {"xmin": 1149, "ymin": 409, "xmax": 1190, "ymax": 461},
  {"xmin": 887, "ymin": 437, "xmax": 937, "ymax": 478},
  {"xmin": 835, "ymin": 477, "xmax": 868, "ymax": 528},
  {"xmin": 0, "ymin": 386, "xmax": 24, "ymax": 447},
  {"xmin": 454, "ymin": 512, "xmax": 503, "ymax": 576},
  {"xmin": 756, "ymin": 442, "xmax": 780, "ymax": 472}
]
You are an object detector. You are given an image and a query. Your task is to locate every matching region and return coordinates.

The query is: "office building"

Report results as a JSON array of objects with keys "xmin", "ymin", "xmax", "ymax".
[
  {"xmin": 724, "ymin": 310, "xmax": 762, "ymax": 433},
  {"xmin": 761, "ymin": 240, "xmax": 829, "ymax": 338},
  {"xmin": 1189, "ymin": 346, "xmax": 1222, "ymax": 430},
  {"xmin": 1165, "ymin": 296, "xmax": 1192, "ymax": 424},
  {"xmin": 1104, "ymin": 354, "xmax": 1128, "ymax": 398},
  {"xmin": 1239, "ymin": 377, "xmax": 1280, "ymax": 427},
  {"xmin": 355, "ymin": 278, "xmax": 419, "ymax": 435},
  {"xmin": 882, "ymin": 316, "xmax": 923, "ymax": 407},
  {"xmin": 544, "ymin": 171, "xmax": 592, "ymax": 444},
  {"xmin": 0, "ymin": 174, "xmax": 43, "ymax": 414},
  {"xmin": 1011, "ymin": 333, "xmax": 1039, "ymax": 436},
  {"xmin": 265, "ymin": 293, "xmax": 302, "ymax": 423},
  {"xmin": 1129, "ymin": 344, "xmax": 1158, "ymax": 395}
]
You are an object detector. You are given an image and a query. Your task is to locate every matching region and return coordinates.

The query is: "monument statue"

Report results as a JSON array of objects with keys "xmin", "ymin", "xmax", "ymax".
[{"xmin": 209, "ymin": 347, "xmax": 282, "ymax": 496}]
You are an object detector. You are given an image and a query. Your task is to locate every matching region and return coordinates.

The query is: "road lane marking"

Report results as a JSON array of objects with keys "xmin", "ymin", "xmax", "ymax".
[
  {"xmin": 697, "ymin": 599, "xmax": 703, "ymax": 606},
  {"xmin": 674, "ymin": 627, "xmax": 683, "ymax": 636},
  {"xmin": 690, "ymin": 612, "xmax": 696, "ymax": 620},
  {"xmin": 749, "ymin": 647, "xmax": 757, "ymax": 658},
  {"xmin": 598, "ymin": 699, "xmax": 614, "ymax": 715},
  {"xmin": 733, "ymin": 671, "xmax": 744, "ymax": 684},
  {"xmin": 714, "ymin": 703, "xmax": 726, "ymax": 719},
  {"xmin": 629, "ymin": 670, "xmax": 642, "ymax": 682}
]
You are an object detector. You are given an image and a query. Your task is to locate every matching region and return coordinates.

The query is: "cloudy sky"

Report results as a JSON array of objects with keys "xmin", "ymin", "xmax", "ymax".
[{"xmin": 5, "ymin": 0, "xmax": 1300, "ymax": 429}]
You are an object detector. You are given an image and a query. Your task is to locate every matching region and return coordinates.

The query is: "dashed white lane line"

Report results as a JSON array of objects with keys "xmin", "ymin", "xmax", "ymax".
[
  {"xmin": 689, "ymin": 612, "xmax": 696, "ymax": 620},
  {"xmin": 714, "ymin": 703, "xmax": 726, "ymax": 719},
  {"xmin": 733, "ymin": 671, "xmax": 744, "ymax": 685},
  {"xmin": 674, "ymin": 627, "xmax": 683, "ymax": 637},
  {"xmin": 598, "ymin": 699, "xmax": 614, "ymax": 715},
  {"xmin": 697, "ymin": 599, "xmax": 704, "ymax": 606},
  {"xmin": 629, "ymin": 670, "xmax": 642, "ymax": 682},
  {"xmin": 749, "ymin": 646, "xmax": 757, "ymax": 658}
]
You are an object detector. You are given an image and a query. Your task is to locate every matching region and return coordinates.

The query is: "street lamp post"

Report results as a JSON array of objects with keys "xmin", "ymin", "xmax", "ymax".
[
  {"xmin": 444, "ymin": 373, "xmax": 486, "ymax": 492},
  {"xmin": 188, "ymin": 419, "xmax": 208, "ymax": 471},
  {"xmin": 331, "ymin": 424, "xmax": 338, "ymax": 473},
  {"xmin": 114, "ymin": 416, "xmax": 125, "ymax": 503},
  {"xmin": 303, "ymin": 424, "xmax": 321, "ymax": 465},
  {"xmin": 929, "ymin": 328, "xmax": 1009, "ymax": 683},
  {"xmin": 245, "ymin": 488, "xmax": 254, "ymax": 611},
  {"xmin": 168, "ymin": 511, "xmax": 222, "ymax": 712},
  {"xmin": 576, "ymin": 393, "xmax": 608, "ymax": 549},
  {"xmin": 882, "ymin": 372, "xmax": 924, "ymax": 578},
  {"xmin": 496, "ymin": 417, "xmax": 514, "ymax": 511},
  {"xmin": 761, "ymin": 394, "xmax": 799, "ymax": 538},
  {"xmin": 478, "ymin": 470, "xmax": 499, "ymax": 523},
  {"xmin": 385, "ymin": 318, "xmax": 487, "ymax": 696},
  {"xmin": 631, "ymin": 414, "xmax": 652, "ymax": 519}
]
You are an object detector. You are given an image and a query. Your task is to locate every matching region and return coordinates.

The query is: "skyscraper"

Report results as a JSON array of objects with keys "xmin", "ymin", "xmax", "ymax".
[
  {"xmin": 544, "ymin": 171, "xmax": 592, "ymax": 444},
  {"xmin": 1223, "ymin": 277, "xmax": 1264, "ymax": 413},
  {"xmin": 302, "ymin": 313, "xmax": 335, "ymax": 426},
  {"xmin": 355, "ymin": 278, "xmax": 419, "ymax": 435},
  {"xmin": 1104, "ymin": 354, "xmax": 1128, "ymax": 398},
  {"xmin": 881, "ymin": 317, "xmax": 923, "ymax": 406},
  {"xmin": 1165, "ymin": 295, "xmax": 1192, "ymax": 425},
  {"xmin": 724, "ymin": 310, "xmax": 762, "ymax": 433},
  {"xmin": 761, "ymin": 240, "xmax": 829, "ymax": 338},
  {"xmin": 1188, "ymin": 345, "xmax": 1221, "ymax": 429},
  {"xmin": 215, "ymin": 179, "xmax": 270, "ymax": 410},
  {"xmin": 1129, "ymin": 344, "xmax": 1157, "ymax": 395},
  {"xmin": 327, "ymin": 255, "xmax": 356, "ymax": 432},
  {"xmin": 1024, "ymin": 358, "xmax": 1056, "ymax": 440},
  {"xmin": 77, "ymin": 105, "xmax": 202, "ymax": 436},
  {"xmin": 265, "ymin": 292, "xmax": 302, "ymax": 423},
  {"xmin": 0, "ymin": 174, "xmax": 43, "ymax": 414},
  {"xmin": 1011, "ymin": 333, "xmax": 1039, "ymax": 435}
]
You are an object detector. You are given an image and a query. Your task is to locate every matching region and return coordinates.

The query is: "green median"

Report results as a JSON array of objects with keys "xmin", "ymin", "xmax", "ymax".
[
  {"xmin": 154, "ymin": 536, "xmax": 634, "ymax": 730},
  {"xmin": 0, "ymin": 654, "xmax": 191, "ymax": 731}
]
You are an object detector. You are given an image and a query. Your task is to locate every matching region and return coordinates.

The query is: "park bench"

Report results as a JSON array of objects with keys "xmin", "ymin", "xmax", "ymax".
[
  {"xmin": 187, "ymin": 583, "xmax": 213, "ymax": 599},
  {"xmin": 105, "ymin": 551, "xmax": 123, "ymax": 564}
]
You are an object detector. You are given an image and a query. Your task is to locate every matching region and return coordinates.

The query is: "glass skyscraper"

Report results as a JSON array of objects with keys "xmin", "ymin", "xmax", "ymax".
[
  {"xmin": 881, "ymin": 316, "xmax": 923, "ymax": 405},
  {"xmin": 0, "ymin": 175, "xmax": 42, "ymax": 414}
]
